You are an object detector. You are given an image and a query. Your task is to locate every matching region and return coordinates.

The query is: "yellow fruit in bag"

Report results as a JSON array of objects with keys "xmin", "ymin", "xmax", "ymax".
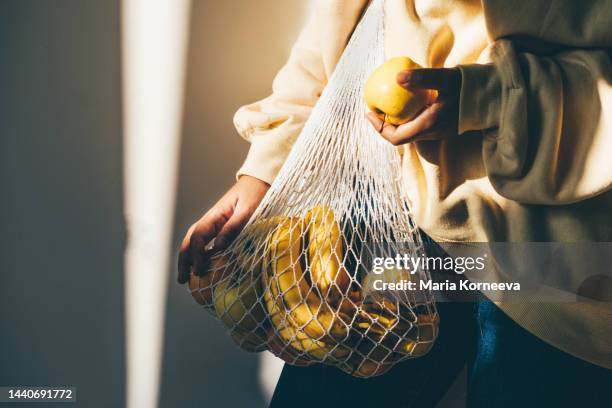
[
  {"xmin": 212, "ymin": 272, "xmax": 267, "ymax": 350},
  {"xmin": 304, "ymin": 205, "xmax": 351, "ymax": 302},
  {"xmin": 263, "ymin": 216, "xmax": 349, "ymax": 343}
]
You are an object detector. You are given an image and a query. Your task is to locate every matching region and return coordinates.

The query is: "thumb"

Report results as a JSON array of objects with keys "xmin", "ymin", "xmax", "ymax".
[
  {"xmin": 213, "ymin": 210, "xmax": 251, "ymax": 252},
  {"xmin": 397, "ymin": 68, "xmax": 457, "ymax": 92}
]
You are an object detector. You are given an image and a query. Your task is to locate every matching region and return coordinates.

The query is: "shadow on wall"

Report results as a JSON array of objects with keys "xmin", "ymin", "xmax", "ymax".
[
  {"xmin": 162, "ymin": 1, "xmax": 308, "ymax": 408},
  {"xmin": 0, "ymin": 1, "xmax": 125, "ymax": 407}
]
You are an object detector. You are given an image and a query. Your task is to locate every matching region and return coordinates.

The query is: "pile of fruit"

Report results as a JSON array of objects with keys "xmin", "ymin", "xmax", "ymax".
[{"xmin": 189, "ymin": 206, "xmax": 438, "ymax": 377}]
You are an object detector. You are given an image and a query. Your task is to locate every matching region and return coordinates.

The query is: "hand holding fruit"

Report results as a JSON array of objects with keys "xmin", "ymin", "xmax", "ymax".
[
  {"xmin": 177, "ymin": 175, "xmax": 270, "ymax": 283},
  {"xmin": 365, "ymin": 57, "xmax": 461, "ymax": 145}
]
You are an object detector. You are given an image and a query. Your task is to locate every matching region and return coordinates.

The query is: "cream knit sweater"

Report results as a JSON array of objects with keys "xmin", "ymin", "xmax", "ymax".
[{"xmin": 233, "ymin": 0, "xmax": 612, "ymax": 368}]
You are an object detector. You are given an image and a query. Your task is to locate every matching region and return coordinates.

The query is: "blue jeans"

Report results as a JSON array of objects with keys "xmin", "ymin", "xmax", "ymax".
[
  {"xmin": 269, "ymin": 299, "xmax": 611, "ymax": 407},
  {"xmin": 466, "ymin": 300, "xmax": 610, "ymax": 407}
]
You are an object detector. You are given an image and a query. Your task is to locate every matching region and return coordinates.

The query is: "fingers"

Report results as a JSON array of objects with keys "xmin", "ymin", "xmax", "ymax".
[
  {"xmin": 177, "ymin": 209, "xmax": 229, "ymax": 284},
  {"xmin": 366, "ymin": 113, "xmax": 403, "ymax": 142},
  {"xmin": 366, "ymin": 112, "xmax": 387, "ymax": 134},
  {"xmin": 367, "ymin": 103, "xmax": 447, "ymax": 146},
  {"xmin": 397, "ymin": 68, "xmax": 460, "ymax": 95},
  {"xmin": 214, "ymin": 209, "xmax": 252, "ymax": 253},
  {"xmin": 177, "ymin": 225, "xmax": 195, "ymax": 284},
  {"xmin": 189, "ymin": 211, "xmax": 228, "ymax": 278},
  {"xmin": 393, "ymin": 103, "xmax": 445, "ymax": 142}
]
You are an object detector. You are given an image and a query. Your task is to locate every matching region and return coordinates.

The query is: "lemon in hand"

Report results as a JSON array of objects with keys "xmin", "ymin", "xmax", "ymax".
[{"xmin": 364, "ymin": 57, "xmax": 429, "ymax": 125}]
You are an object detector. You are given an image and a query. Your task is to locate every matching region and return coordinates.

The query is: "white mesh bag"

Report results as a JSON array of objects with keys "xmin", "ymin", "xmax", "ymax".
[{"xmin": 189, "ymin": 0, "xmax": 438, "ymax": 378}]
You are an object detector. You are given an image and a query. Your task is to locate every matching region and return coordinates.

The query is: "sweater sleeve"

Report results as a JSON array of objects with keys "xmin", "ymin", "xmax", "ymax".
[
  {"xmin": 458, "ymin": 40, "xmax": 612, "ymax": 204},
  {"xmin": 232, "ymin": 13, "xmax": 327, "ymax": 185}
]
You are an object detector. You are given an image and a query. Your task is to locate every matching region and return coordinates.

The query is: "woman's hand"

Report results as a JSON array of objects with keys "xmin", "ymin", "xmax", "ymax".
[
  {"xmin": 177, "ymin": 175, "xmax": 270, "ymax": 283},
  {"xmin": 366, "ymin": 68, "xmax": 461, "ymax": 145}
]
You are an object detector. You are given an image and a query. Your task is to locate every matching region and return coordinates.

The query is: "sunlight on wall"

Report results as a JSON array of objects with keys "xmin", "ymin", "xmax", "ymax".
[
  {"xmin": 121, "ymin": 1, "xmax": 191, "ymax": 407},
  {"xmin": 259, "ymin": 352, "xmax": 285, "ymax": 403}
]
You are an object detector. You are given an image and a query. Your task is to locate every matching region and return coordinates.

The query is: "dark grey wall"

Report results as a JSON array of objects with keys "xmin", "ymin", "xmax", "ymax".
[{"xmin": 0, "ymin": 1, "xmax": 125, "ymax": 408}]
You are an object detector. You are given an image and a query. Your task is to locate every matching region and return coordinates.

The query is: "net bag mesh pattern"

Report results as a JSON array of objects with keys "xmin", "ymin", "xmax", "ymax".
[{"xmin": 189, "ymin": 0, "xmax": 438, "ymax": 378}]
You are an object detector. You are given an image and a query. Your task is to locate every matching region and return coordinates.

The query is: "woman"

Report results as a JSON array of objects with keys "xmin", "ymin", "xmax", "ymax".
[{"xmin": 178, "ymin": 1, "xmax": 612, "ymax": 406}]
